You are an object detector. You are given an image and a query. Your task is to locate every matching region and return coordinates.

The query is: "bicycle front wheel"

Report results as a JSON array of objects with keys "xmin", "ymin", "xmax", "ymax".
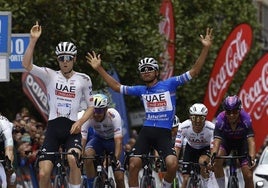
[
  {"xmin": 80, "ymin": 175, "xmax": 88, "ymax": 188},
  {"xmin": 186, "ymin": 177, "xmax": 201, "ymax": 188},
  {"xmin": 106, "ymin": 177, "xmax": 115, "ymax": 188},
  {"xmin": 53, "ymin": 175, "xmax": 68, "ymax": 188},
  {"xmin": 227, "ymin": 176, "xmax": 239, "ymax": 188},
  {"xmin": 93, "ymin": 176, "xmax": 104, "ymax": 188},
  {"xmin": 140, "ymin": 176, "xmax": 156, "ymax": 188}
]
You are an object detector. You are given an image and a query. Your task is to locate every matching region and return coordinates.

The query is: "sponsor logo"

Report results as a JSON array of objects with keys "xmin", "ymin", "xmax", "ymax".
[{"xmin": 203, "ymin": 24, "xmax": 252, "ymax": 120}]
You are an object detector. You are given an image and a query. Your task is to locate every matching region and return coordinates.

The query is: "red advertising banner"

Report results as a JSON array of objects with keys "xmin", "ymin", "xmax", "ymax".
[
  {"xmin": 203, "ymin": 23, "xmax": 253, "ymax": 120},
  {"xmin": 238, "ymin": 53, "xmax": 268, "ymax": 151},
  {"xmin": 21, "ymin": 72, "xmax": 48, "ymax": 122},
  {"xmin": 159, "ymin": 0, "xmax": 175, "ymax": 80}
]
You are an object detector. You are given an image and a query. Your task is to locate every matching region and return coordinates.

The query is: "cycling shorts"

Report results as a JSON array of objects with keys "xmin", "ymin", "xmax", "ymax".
[
  {"xmin": 39, "ymin": 117, "xmax": 82, "ymax": 162},
  {"xmin": 131, "ymin": 126, "xmax": 176, "ymax": 159},
  {"xmin": 182, "ymin": 143, "xmax": 210, "ymax": 175},
  {"xmin": 220, "ymin": 138, "xmax": 250, "ymax": 166}
]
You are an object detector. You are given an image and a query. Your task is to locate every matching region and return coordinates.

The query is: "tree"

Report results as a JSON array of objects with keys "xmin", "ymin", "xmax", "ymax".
[{"xmin": 0, "ymin": 0, "xmax": 262, "ymax": 122}]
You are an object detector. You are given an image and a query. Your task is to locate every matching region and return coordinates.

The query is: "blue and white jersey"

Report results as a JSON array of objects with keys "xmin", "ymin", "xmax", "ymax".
[{"xmin": 120, "ymin": 71, "xmax": 191, "ymax": 130}]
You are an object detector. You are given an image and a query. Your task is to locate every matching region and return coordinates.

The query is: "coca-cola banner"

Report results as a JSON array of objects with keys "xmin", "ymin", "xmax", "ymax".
[
  {"xmin": 159, "ymin": 0, "xmax": 175, "ymax": 80},
  {"xmin": 238, "ymin": 53, "xmax": 268, "ymax": 151},
  {"xmin": 203, "ymin": 23, "xmax": 253, "ymax": 120},
  {"xmin": 22, "ymin": 72, "xmax": 48, "ymax": 122}
]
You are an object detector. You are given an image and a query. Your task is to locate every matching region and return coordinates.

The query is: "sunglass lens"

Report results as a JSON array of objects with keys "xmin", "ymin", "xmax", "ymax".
[
  {"xmin": 94, "ymin": 108, "xmax": 105, "ymax": 114},
  {"xmin": 226, "ymin": 109, "xmax": 239, "ymax": 115},
  {"xmin": 58, "ymin": 55, "xmax": 74, "ymax": 61},
  {"xmin": 140, "ymin": 67, "xmax": 154, "ymax": 73}
]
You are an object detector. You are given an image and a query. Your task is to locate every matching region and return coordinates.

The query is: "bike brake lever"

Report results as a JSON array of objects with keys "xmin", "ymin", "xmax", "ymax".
[{"xmin": 71, "ymin": 150, "xmax": 81, "ymax": 168}]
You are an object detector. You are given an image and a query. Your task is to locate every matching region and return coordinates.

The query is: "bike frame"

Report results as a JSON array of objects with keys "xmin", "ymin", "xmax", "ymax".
[
  {"xmin": 180, "ymin": 161, "xmax": 202, "ymax": 188},
  {"xmin": 129, "ymin": 153, "xmax": 165, "ymax": 188},
  {"xmin": 36, "ymin": 149, "xmax": 78, "ymax": 188},
  {"xmin": 215, "ymin": 154, "xmax": 247, "ymax": 188},
  {"xmin": 81, "ymin": 151, "xmax": 116, "ymax": 188}
]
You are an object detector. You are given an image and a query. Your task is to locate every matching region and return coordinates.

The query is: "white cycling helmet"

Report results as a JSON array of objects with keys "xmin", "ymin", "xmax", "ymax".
[
  {"xmin": 172, "ymin": 115, "xmax": 180, "ymax": 128},
  {"xmin": 189, "ymin": 103, "xmax": 208, "ymax": 116},
  {"xmin": 138, "ymin": 57, "xmax": 159, "ymax": 71},
  {"xmin": 55, "ymin": 42, "xmax": 77, "ymax": 56},
  {"xmin": 93, "ymin": 94, "xmax": 108, "ymax": 108}
]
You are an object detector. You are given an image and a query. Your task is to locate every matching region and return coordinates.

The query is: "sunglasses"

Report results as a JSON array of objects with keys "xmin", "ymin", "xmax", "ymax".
[
  {"xmin": 94, "ymin": 108, "xmax": 106, "ymax": 114},
  {"xmin": 140, "ymin": 67, "xmax": 155, "ymax": 73},
  {"xmin": 190, "ymin": 115, "xmax": 206, "ymax": 122},
  {"xmin": 226, "ymin": 109, "xmax": 240, "ymax": 115},
  {"xmin": 57, "ymin": 55, "xmax": 74, "ymax": 62}
]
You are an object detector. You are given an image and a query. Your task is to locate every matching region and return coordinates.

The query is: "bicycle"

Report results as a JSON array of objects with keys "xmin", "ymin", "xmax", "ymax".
[
  {"xmin": 172, "ymin": 163, "xmax": 183, "ymax": 188},
  {"xmin": 178, "ymin": 160, "xmax": 208, "ymax": 188},
  {"xmin": 81, "ymin": 151, "xmax": 116, "ymax": 188},
  {"xmin": 128, "ymin": 152, "xmax": 166, "ymax": 188},
  {"xmin": 35, "ymin": 149, "xmax": 78, "ymax": 188},
  {"xmin": 211, "ymin": 153, "xmax": 250, "ymax": 188},
  {"xmin": 77, "ymin": 158, "xmax": 88, "ymax": 188}
]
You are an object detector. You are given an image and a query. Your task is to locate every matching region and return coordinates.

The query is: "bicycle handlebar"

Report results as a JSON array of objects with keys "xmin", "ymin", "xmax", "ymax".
[
  {"xmin": 35, "ymin": 149, "xmax": 81, "ymax": 168},
  {"xmin": 210, "ymin": 153, "xmax": 254, "ymax": 167},
  {"xmin": 178, "ymin": 160, "xmax": 208, "ymax": 167}
]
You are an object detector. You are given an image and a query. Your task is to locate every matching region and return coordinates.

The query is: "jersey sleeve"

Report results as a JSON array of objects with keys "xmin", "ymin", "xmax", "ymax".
[
  {"xmin": 242, "ymin": 111, "xmax": 255, "ymax": 138},
  {"xmin": 108, "ymin": 108, "xmax": 123, "ymax": 138},
  {"xmin": 0, "ymin": 120, "xmax": 14, "ymax": 147},
  {"xmin": 213, "ymin": 113, "xmax": 225, "ymax": 140},
  {"xmin": 30, "ymin": 65, "xmax": 52, "ymax": 84},
  {"xmin": 81, "ymin": 74, "xmax": 94, "ymax": 108},
  {"xmin": 175, "ymin": 125, "xmax": 185, "ymax": 148},
  {"xmin": 81, "ymin": 121, "xmax": 90, "ymax": 139}
]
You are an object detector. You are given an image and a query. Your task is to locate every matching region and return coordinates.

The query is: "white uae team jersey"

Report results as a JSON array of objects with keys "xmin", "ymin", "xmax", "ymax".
[
  {"xmin": 81, "ymin": 108, "xmax": 123, "ymax": 140},
  {"xmin": 175, "ymin": 119, "xmax": 215, "ymax": 149},
  {"xmin": 30, "ymin": 65, "xmax": 94, "ymax": 121},
  {"xmin": 0, "ymin": 115, "xmax": 14, "ymax": 147}
]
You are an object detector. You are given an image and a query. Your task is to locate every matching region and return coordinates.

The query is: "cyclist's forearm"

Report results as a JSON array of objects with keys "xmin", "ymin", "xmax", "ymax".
[
  {"xmin": 96, "ymin": 66, "xmax": 121, "ymax": 92},
  {"xmin": 5, "ymin": 146, "xmax": 14, "ymax": 163},
  {"xmin": 211, "ymin": 138, "xmax": 221, "ymax": 155},
  {"xmin": 174, "ymin": 147, "xmax": 181, "ymax": 158},
  {"xmin": 114, "ymin": 137, "xmax": 122, "ymax": 160},
  {"xmin": 248, "ymin": 137, "xmax": 256, "ymax": 159}
]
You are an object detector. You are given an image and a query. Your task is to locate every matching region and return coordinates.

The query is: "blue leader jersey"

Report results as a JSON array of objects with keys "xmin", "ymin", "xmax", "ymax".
[{"xmin": 120, "ymin": 71, "xmax": 191, "ymax": 130}]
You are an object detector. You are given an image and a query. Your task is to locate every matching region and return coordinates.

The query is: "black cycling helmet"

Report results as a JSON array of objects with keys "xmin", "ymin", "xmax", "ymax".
[{"xmin": 222, "ymin": 95, "xmax": 242, "ymax": 111}]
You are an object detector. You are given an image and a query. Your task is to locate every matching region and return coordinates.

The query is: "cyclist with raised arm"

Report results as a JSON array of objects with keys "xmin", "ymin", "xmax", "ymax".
[
  {"xmin": 81, "ymin": 93, "xmax": 125, "ymax": 188},
  {"xmin": 210, "ymin": 95, "xmax": 256, "ymax": 188},
  {"xmin": 85, "ymin": 28, "xmax": 213, "ymax": 188},
  {"xmin": 174, "ymin": 103, "xmax": 214, "ymax": 188},
  {"xmin": 22, "ymin": 22, "xmax": 94, "ymax": 188},
  {"xmin": 0, "ymin": 114, "xmax": 15, "ymax": 188}
]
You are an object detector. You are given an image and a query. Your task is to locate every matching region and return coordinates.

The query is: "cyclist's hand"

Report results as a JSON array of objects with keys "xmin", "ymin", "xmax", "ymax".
[
  {"xmin": 207, "ymin": 153, "xmax": 216, "ymax": 172},
  {"xmin": 200, "ymin": 28, "xmax": 213, "ymax": 48},
  {"xmin": 30, "ymin": 21, "xmax": 42, "ymax": 40},
  {"xmin": 248, "ymin": 157, "xmax": 257, "ymax": 170},
  {"xmin": 111, "ymin": 159, "xmax": 121, "ymax": 169},
  {"xmin": 86, "ymin": 51, "xmax": 101, "ymax": 70},
  {"xmin": 70, "ymin": 121, "xmax": 81, "ymax": 134},
  {"xmin": 116, "ymin": 160, "xmax": 121, "ymax": 169}
]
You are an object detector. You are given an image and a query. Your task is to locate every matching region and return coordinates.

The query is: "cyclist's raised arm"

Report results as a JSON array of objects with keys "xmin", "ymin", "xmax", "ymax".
[
  {"xmin": 86, "ymin": 51, "xmax": 121, "ymax": 92},
  {"xmin": 188, "ymin": 28, "xmax": 213, "ymax": 78},
  {"xmin": 22, "ymin": 21, "xmax": 42, "ymax": 71}
]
